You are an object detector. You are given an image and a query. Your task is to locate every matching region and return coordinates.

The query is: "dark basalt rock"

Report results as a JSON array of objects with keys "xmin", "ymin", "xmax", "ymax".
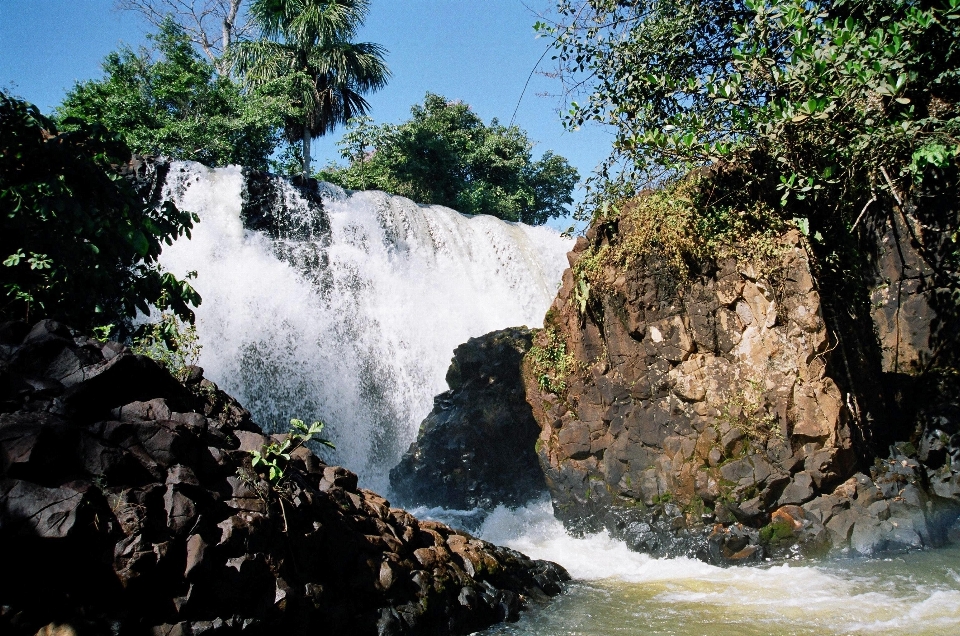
[
  {"xmin": 390, "ymin": 328, "xmax": 547, "ymax": 511},
  {"xmin": 0, "ymin": 320, "xmax": 568, "ymax": 636}
]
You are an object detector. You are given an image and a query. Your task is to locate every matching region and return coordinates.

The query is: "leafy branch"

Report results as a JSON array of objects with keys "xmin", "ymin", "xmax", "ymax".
[{"xmin": 250, "ymin": 418, "xmax": 334, "ymax": 487}]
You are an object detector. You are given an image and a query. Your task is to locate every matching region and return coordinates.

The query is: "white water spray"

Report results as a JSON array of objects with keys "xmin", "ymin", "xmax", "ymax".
[{"xmin": 157, "ymin": 162, "xmax": 571, "ymax": 492}]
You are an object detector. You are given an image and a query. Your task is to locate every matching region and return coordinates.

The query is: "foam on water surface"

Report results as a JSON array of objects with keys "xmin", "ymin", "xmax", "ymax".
[{"xmin": 469, "ymin": 502, "xmax": 960, "ymax": 635}]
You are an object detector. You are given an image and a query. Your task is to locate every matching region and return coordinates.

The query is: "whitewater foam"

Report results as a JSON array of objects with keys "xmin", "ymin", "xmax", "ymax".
[
  {"xmin": 157, "ymin": 162, "xmax": 570, "ymax": 492},
  {"xmin": 471, "ymin": 502, "xmax": 960, "ymax": 635}
]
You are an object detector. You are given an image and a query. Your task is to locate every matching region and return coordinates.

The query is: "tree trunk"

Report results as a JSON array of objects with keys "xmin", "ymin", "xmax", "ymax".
[{"xmin": 302, "ymin": 123, "xmax": 312, "ymax": 177}]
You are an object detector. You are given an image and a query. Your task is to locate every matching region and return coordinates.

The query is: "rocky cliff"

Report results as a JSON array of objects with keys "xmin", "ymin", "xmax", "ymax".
[
  {"xmin": 0, "ymin": 320, "xmax": 567, "ymax": 636},
  {"xmin": 522, "ymin": 205, "xmax": 960, "ymax": 561}
]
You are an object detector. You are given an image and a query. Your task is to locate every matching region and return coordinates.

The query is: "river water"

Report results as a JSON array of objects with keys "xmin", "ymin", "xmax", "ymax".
[
  {"xmin": 158, "ymin": 164, "xmax": 960, "ymax": 634},
  {"xmin": 469, "ymin": 501, "xmax": 960, "ymax": 636}
]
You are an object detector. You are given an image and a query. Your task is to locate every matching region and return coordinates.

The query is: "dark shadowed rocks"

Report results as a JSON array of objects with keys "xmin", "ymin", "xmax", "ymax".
[
  {"xmin": 0, "ymin": 320, "xmax": 567, "ymax": 636},
  {"xmin": 390, "ymin": 328, "xmax": 547, "ymax": 511}
]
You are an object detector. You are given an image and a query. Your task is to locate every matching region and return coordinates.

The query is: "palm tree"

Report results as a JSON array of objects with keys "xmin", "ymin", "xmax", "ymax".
[{"xmin": 234, "ymin": 0, "xmax": 389, "ymax": 176}]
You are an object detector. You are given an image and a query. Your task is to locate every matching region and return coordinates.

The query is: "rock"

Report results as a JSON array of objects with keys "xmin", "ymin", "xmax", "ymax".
[
  {"xmin": 523, "ymin": 228, "xmax": 859, "ymax": 556},
  {"xmin": 778, "ymin": 472, "xmax": 815, "ymax": 506},
  {"xmin": 0, "ymin": 480, "xmax": 89, "ymax": 538},
  {"xmin": 0, "ymin": 321, "xmax": 567, "ymax": 636},
  {"xmin": 390, "ymin": 328, "xmax": 547, "ymax": 510},
  {"xmin": 518, "ymin": 190, "xmax": 960, "ymax": 562},
  {"xmin": 707, "ymin": 524, "xmax": 764, "ymax": 564}
]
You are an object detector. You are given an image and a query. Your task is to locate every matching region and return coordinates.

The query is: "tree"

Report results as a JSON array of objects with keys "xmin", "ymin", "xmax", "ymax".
[
  {"xmin": 56, "ymin": 20, "xmax": 287, "ymax": 170},
  {"xmin": 320, "ymin": 93, "xmax": 580, "ymax": 224},
  {"xmin": 0, "ymin": 92, "xmax": 200, "ymax": 332},
  {"xmin": 541, "ymin": 0, "xmax": 960, "ymax": 376},
  {"xmin": 234, "ymin": 0, "xmax": 390, "ymax": 176},
  {"xmin": 116, "ymin": 0, "xmax": 254, "ymax": 75},
  {"xmin": 541, "ymin": 0, "xmax": 960, "ymax": 232}
]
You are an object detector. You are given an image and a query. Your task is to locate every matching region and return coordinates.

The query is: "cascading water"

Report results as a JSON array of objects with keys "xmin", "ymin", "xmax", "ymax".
[{"xmin": 156, "ymin": 161, "xmax": 570, "ymax": 493}]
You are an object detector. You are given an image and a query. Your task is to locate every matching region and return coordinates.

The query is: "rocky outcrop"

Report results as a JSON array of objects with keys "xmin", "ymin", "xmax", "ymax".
[
  {"xmin": 522, "ymin": 222, "xmax": 960, "ymax": 562},
  {"xmin": 390, "ymin": 328, "xmax": 547, "ymax": 511},
  {"xmin": 864, "ymin": 183, "xmax": 960, "ymax": 376},
  {"xmin": 762, "ymin": 440, "xmax": 960, "ymax": 557},
  {"xmin": 0, "ymin": 320, "xmax": 568, "ymax": 636}
]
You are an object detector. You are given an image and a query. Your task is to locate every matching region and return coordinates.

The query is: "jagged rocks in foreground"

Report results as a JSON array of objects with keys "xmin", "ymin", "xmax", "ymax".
[
  {"xmin": 0, "ymin": 320, "xmax": 568, "ymax": 636},
  {"xmin": 390, "ymin": 328, "xmax": 547, "ymax": 511},
  {"xmin": 523, "ymin": 228, "xmax": 960, "ymax": 563}
]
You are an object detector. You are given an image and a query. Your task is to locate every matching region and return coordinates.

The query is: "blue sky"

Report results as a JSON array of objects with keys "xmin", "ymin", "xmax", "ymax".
[{"xmin": 0, "ymin": 0, "xmax": 612, "ymax": 227}]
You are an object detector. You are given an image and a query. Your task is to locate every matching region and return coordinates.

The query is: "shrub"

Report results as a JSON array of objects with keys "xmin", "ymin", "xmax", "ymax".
[{"xmin": 0, "ymin": 91, "xmax": 200, "ymax": 332}]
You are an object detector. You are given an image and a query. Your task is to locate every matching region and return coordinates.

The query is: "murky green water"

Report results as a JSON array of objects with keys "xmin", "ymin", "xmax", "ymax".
[{"xmin": 463, "ymin": 503, "xmax": 960, "ymax": 636}]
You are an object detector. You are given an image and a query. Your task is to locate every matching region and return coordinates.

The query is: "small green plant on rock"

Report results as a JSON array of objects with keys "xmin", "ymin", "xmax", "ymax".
[
  {"xmin": 243, "ymin": 418, "xmax": 335, "ymax": 532},
  {"xmin": 131, "ymin": 311, "xmax": 201, "ymax": 382},
  {"xmin": 528, "ymin": 327, "xmax": 578, "ymax": 395},
  {"xmin": 92, "ymin": 323, "xmax": 116, "ymax": 343},
  {"xmin": 251, "ymin": 418, "xmax": 335, "ymax": 486}
]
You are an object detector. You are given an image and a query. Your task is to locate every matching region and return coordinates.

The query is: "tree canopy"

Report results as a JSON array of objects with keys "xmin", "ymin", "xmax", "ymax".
[
  {"xmin": 541, "ymin": 0, "xmax": 960, "ymax": 232},
  {"xmin": 1, "ymin": 92, "xmax": 201, "ymax": 332},
  {"xmin": 56, "ymin": 19, "xmax": 286, "ymax": 170},
  {"xmin": 234, "ymin": 0, "xmax": 390, "ymax": 175},
  {"xmin": 321, "ymin": 93, "xmax": 580, "ymax": 225}
]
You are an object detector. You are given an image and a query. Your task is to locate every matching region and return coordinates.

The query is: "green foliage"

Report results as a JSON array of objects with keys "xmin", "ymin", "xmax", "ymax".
[
  {"xmin": 0, "ymin": 91, "xmax": 200, "ymax": 331},
  {"xmin": 250, "ymin": 418, "xmax": 335, "ymax": 486},
  {"xmin": 321, "ymin": 93, "xmax": 580, "ymax": 224},
  {"xmin": 235, "ymin": 0, "xmax": 390, "ymax": 175},
  {"xmin": 652, "ymin": 491, "xmax": 674, "ymax": 505},
  {"xmin": 56, "ymin": 19, "xmax": 287, "ymax": 170},
  {"xmin": 528, "ymin": 327, "xmax": 578, "ymax": 394},
  {"xmin": 543, "ymin": 0, "xmax": 960, "ymax": 232},
  {"xmin": 130, "ymin": 311, "xmax": 202, "ymax": 382}
]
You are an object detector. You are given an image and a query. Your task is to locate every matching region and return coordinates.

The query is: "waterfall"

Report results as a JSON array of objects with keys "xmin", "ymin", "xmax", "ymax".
[{"xmin": 156, "ymin": 161, "xmax": 571, "ymax": 492}]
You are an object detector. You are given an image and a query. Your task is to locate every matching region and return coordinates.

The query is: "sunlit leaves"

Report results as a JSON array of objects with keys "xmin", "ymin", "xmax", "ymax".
[
  {"xmin": 1, "ymin": 91, "xmax": 200, "ymax": 330},
  {"xmin": 545, "ymin": 0, "xmax": 960, "ymax": 226}
]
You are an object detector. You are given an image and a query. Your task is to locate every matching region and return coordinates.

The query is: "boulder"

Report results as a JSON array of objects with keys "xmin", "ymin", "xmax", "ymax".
[
  {"xmin": 521, "ymin": 230, "xmax": 860, "ymax": 559},
  {"xmin": 390, "ymin": 328, "xmax": 547, "ymax": 510},
  {"xmin": 522, "ymin": 216, "xmax": 960, "ymax": 561}
]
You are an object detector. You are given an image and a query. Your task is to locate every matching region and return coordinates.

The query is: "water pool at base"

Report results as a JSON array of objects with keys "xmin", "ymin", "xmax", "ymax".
[{"xmin": 459, "ymin": 503, "xmax": 960, "ymax": 636}]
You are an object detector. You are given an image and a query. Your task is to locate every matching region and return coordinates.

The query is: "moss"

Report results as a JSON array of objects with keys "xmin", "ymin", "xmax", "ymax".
[
  {"xmin": 573, "ymin": 173, "xmax": 788, "ymax": 298},
  {"xmin": 759, "ymin": 519, "xmax": 795, "ymax": 544}
]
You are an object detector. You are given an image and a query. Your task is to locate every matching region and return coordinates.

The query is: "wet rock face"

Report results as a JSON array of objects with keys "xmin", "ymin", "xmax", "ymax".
[
  {"xmin": 523, "ymin": 230, "xmax": 862, "ymax": 560},
  {"xmin": 240, "ymin": 169, "xmax": 330, "ymax": 244},
  {"xmin": 0, "ymin": 320, "xmax": 567, "ymax": 636},
  {"xmin": 390, "ymin": 328, "xmax": 547, "ymax": 511}
]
